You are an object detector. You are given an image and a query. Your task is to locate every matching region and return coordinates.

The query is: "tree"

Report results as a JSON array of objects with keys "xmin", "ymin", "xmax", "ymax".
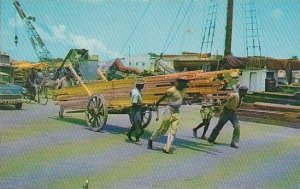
[{"xmin": 291, "ymin": 56, "xmax": 298, "ymax": 60}]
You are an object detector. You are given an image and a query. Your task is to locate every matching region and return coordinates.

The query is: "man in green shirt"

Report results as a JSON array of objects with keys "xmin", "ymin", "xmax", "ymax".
[
  {"xmin": 147, "ymin": 77, "xmax": 188, "ymax": 154},
  {"xmin": 208, "ymin": 86, "xmax": 248, "ymax": 149}
]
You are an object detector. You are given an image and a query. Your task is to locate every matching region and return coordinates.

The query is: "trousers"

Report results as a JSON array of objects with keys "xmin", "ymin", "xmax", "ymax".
[
  {"xmin": 208, "ymin": 108, "xmax": 240, "ymax": 144},
  {"xmin": 150, "ymin": 112, "xmax": 180, "ymax": 152},
  {"xmin": 128, "ymin": 110, "xmax": 144, "ymax": 140}
]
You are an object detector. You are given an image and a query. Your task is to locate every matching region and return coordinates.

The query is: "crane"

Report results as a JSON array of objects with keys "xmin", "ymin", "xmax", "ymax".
[{"xmin": 13, "ymin": 0, "xmax": 52, "ymax": 62}]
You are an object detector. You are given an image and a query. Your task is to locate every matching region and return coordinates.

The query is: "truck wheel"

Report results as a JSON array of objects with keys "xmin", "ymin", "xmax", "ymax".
[{"xmin": 15, "ymin": 103, "xmax": 23, "ymax": 110}]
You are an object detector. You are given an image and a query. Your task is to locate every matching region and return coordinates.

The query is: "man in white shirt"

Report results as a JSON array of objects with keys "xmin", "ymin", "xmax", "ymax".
[{"xmin": 126, "ymin": 79, "xmax": 145, "ymax": 144}]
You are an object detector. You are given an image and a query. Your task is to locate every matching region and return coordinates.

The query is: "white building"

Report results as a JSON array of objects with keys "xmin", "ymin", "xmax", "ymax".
[{"xmin": 239, "ymin": 69, "xmax": 278, "ymax": 92}]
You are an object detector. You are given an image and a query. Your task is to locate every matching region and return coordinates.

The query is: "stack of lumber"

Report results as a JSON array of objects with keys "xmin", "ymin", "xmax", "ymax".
[
  {"xmin": 53, "ymin": 69, "xmax": 240, "ymax": 111},
  {"xmin": 238, "ymin": 102, "xmax": 300, "ymax": 127},
  {"xmin": 12, "ymin": 61, "xmax": 49, "ymax": 86}
]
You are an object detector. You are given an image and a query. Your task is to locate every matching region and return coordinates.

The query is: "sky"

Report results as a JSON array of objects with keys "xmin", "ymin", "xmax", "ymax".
[{"xmin": 0, "ymin": 0, "xmax": 299, "ymax": 62}]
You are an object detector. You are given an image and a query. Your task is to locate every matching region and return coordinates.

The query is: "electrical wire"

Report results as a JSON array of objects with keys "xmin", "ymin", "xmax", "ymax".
[
  {"xmin": 120, "ymin": 0, "xmax": 153, "ymax": 55},
  {"xmin": 162, "ymin": 0, "xmax": 194, "ymax": 54},
  {"xmin": 178, "ymin": 2, "xmax": 195, "ymax": 53},
  {"xmin": 161, "ymin": 0, "xmax": 185, "ymax": 54}
]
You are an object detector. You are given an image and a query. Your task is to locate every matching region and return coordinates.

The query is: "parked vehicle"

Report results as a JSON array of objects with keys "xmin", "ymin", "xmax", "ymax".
[{"xmin": 0, "ymin": 72, "xmax": 24, "ymax": 110}]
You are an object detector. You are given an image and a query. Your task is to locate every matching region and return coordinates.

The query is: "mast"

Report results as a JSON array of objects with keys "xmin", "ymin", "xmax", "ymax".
[{"xmin": 224, "ymin": 0, "xmax": 233, "ymax": 56}]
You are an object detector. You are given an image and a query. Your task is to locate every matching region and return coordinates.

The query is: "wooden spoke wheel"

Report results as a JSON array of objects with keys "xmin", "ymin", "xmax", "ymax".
[
  {"xmin": 129, "ymin": 108, "xmax": 152, "ymax": 128},
  {"xmin": 141, "ymin": 109, "xmax": 152, "ymax": 128},
  {"xmin": 85, "ymin": 95, "xmax": 108, "ymax": 132}
]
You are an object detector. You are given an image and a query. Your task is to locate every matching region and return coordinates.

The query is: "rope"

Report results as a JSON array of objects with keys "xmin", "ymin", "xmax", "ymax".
[
  {"xmin": 161, "ymin": 0, "xmax": 185, "ymax": 53},
  {"xmin": 162, "ymin": 0, "xmax": 194, "ymax": 54},
  {"xmin": 120, "ymin": 0, "xmax": 153, "ymax": 55}
]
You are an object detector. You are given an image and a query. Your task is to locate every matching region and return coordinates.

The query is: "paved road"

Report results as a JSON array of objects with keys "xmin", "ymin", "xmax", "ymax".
[{"xmin": 0, "ymin": 101, "xmax": 299, "ymax": 189}]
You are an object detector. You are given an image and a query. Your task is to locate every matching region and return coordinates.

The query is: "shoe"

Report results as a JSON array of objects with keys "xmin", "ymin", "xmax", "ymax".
[
  {"xmin": 125, "ymin": 132, "xmax": 133, "ymax": 142},
  {"xmin": 162, "ymin": 149, "xmax": 170, "ymax": 154},
  {"xmin": 193, "ymin": 129, "xmax": 197, "ymax": 137},
  {"xmin": 207, "ymin": 138, "xmax": 217, "ymax": 144},
  {"xmin": 147, "ymin": 139, "xmax": 153, "ymax": 149},
  {"xmin": 135, "ymin": 140, "xmax": 142, "ymax": 145},
  {"xmin": 200, "ymin": 136, "xmax": 207, "ymax": 140},
  {"xmin": 230, "ymin": 143, "xmax": 238, "ymax": 149}
]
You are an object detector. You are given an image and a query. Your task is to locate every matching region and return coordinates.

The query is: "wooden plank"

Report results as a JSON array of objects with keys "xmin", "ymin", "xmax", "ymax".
[{"xmin": 254, "ymin": 102, "xmax": 300, "ymax": 112}]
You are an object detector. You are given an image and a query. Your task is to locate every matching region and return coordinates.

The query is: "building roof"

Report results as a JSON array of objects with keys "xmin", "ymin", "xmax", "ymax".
[{"xmin": 222, "ymin": 56, "xmax": 300, "ymax": 70}]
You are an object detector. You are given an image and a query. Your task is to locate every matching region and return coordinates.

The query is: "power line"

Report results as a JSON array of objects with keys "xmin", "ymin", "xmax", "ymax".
[
  {"xmin": 163, "ymin": 0, "xmax": 194, "ymax": 54},
  {"xmin": 161, "ymin": 0, "xmax": 185, "ymax": 54},
  {"xmin": 120, "ymin": 0, "xmax": 153, "ymax": 55}
]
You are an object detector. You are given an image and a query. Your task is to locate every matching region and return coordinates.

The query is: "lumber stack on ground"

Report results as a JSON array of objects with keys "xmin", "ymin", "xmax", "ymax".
[
  {"xmin": 53, "ymin": 69, "xmax": 239, "ymax": 111},
  {"xmin": 238, "ymin": 102, "xmax": 300, "ymax": 124}
]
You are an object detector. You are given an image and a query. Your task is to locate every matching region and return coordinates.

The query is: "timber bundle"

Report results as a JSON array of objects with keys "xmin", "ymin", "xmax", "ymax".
[
  {"xmin": 52, "ymin": 69, "xmax": 240, "ymax": 111},
  {"xmin": 12, "ymin": 61, "xmax": 49, "ymax": 86}
]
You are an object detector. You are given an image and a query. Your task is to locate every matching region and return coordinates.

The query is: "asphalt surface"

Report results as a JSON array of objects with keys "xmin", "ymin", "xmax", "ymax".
[{"xmin": 0, "ymin": 101, "xmax": 299, "ymax": 189}]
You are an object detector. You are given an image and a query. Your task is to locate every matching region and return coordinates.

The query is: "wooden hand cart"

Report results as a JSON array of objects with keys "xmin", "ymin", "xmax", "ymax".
[{"xmin": 53, "ymin": 66, "xmax": 240, "ymax": 132}]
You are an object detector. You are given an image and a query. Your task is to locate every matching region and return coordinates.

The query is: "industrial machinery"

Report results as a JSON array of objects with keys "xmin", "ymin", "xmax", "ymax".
[{"xmin": 13, "ymin": 0, "xmax": 52, "ymax": 62}]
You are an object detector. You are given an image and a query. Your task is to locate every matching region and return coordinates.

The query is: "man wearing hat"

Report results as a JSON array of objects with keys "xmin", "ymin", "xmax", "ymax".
[
  {"xmin": 208, "ymin": 86, "xmax": 248, "ymax": 148},
  {"xmin": 147, "ymin": 77, "xmax": 188, "ymax": 154},
  {"xmin": 126, "ymin": 78, "xmax": 145, "ymax": 144}
]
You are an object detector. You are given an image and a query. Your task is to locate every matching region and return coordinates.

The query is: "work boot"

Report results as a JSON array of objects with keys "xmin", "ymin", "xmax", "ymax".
[
  {"xmin": 207, "ymin": 138, "xmax": 217, "ymax": 144},
  {"xmin": 135, "ymin": 140, "xmax": 142, "ymax": 145},
  {"xmin": 147, "ymin": 139, "xmax": 153, "ymax": 149},
  {"xmin": 230, "ymin": 142, "xmax": 239, "ymax": 149},
  {"xmin": 135, "ymin": 137, "xmax": 142, "ymax": 145},
  {"xmin": 125, "ymin": 132, "xmax": 133, "ymax": 142},
  {"xmin": 193, "ymin": 128, "xmax": 197, "ymax": 138}
]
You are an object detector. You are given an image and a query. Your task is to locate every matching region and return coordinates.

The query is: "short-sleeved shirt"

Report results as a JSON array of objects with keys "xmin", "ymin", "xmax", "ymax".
[
  {"xmin": 35, "ymin": 71, "xmax": 44, "ymax": 84},
  {"xmin": 166, "ymin": 87, "xmax": 184, "ymax": 113},
  {"xmin": 130, "ymin": 87, "xmax": 142, "ymax": 106},
  {"xmin": 224, "ymin": 92, "xmax": 240, "ymax": 111}
]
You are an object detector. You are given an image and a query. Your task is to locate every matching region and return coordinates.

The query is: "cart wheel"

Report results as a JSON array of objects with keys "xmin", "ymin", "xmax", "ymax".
[
  {"xmin": 129, "ymin": 109, "xmax": 152, "ymax": 128},
  {"xmin": 59, "ymin": 106, "xmax": 64, "ymax": 119},
  {"xmin": 85, "ymin": 95, "xmax": 108, "ymax": 132},
  {"xmin": 142, "ymin": 109, "xmax": 152, "ymax": 128}
]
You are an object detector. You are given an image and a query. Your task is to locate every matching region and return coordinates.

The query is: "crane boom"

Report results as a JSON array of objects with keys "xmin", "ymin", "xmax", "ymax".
[{"xmin": 13, "ymin": 0, "xmax": 52, "ymax": 62}]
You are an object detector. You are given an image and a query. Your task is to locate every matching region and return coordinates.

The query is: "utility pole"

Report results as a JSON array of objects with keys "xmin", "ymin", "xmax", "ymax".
[{"xmin": 224, "ymin": 0, "xmax": 233, "ymax": 56}]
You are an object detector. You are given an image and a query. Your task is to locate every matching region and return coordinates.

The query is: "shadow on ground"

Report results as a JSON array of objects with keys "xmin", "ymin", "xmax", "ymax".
[
  {"xmin": 49, "ymin": 116, "xmax": 88, "ymax": 127},
  {"xmin": 51, "ymin": 115, "xmax": 221, "ymax": 155},
  {"xmin": 0, "ymin": 105, "xmax": 18, "ymax": 111},
  {"xmin": 106, "ymin": 124, "xmax": 221, "ymax": 155}
]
